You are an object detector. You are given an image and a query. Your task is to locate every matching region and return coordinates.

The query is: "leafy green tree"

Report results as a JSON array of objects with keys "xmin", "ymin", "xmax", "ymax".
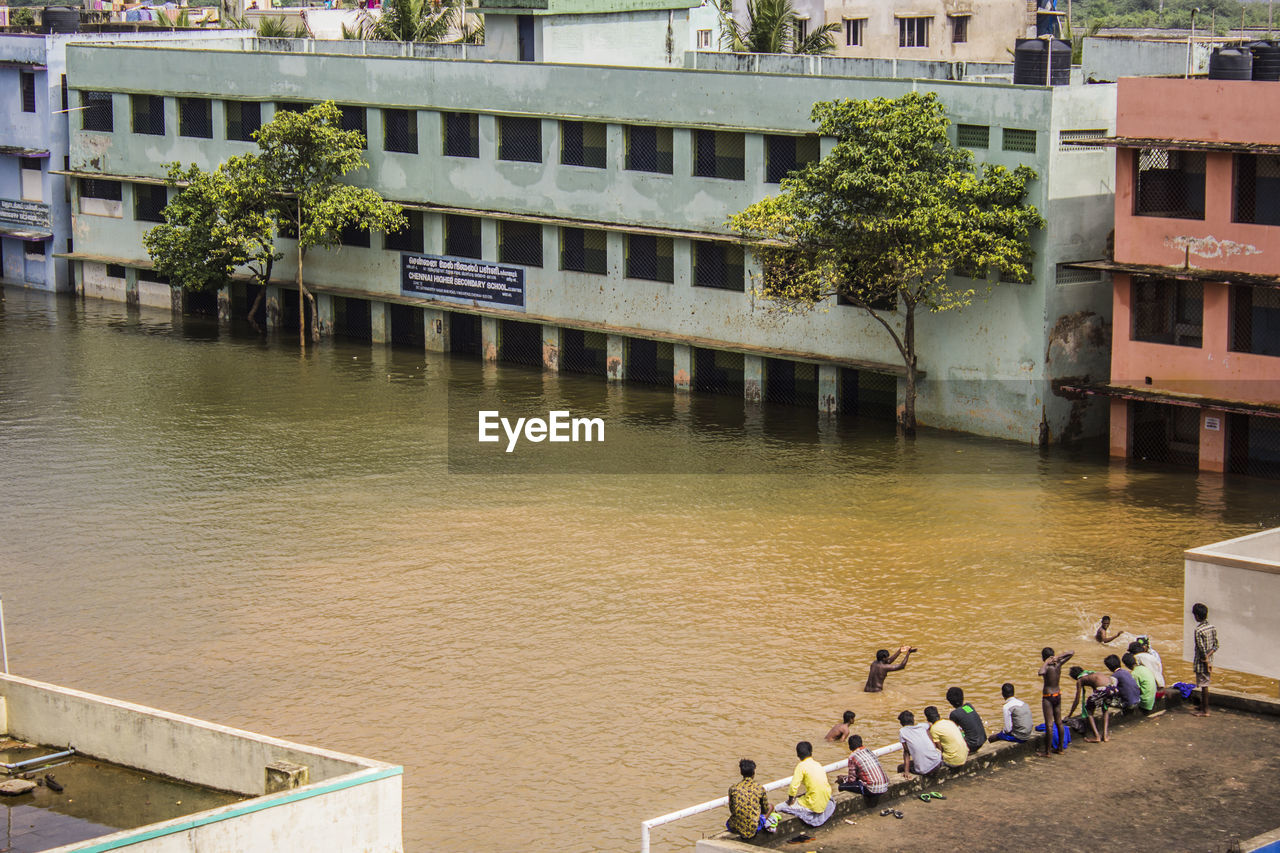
[
  {"xmin": 353, "ymin": 0, "xmax": 453, "ymax": 42},
  {"xmin": 11, "ymin": 7, "xmax": 35, "ymax": 25},
  {"xmin": 729, "ymin": 93, "xmax": 1044, "ymax": 435},
  {"xmin": 254, "ymin": 101, "xmax": 406, "ymax": 347},
  {"xmin": 719, "ymin": 0, "xmax": 838, "ymax": 55}
]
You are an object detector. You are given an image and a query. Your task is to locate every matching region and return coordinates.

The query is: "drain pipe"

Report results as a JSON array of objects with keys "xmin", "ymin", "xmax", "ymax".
[
  {"xmin": 1187, "ymin": 8, "xmax": 1198, "ymax": 78},
  {"xmin": 2, "ymin": 749, "xmax": 75, "ymax": 773},
  {"xmin": 0, "ymin": 595, "xmax": 8, "ymax": 674}
]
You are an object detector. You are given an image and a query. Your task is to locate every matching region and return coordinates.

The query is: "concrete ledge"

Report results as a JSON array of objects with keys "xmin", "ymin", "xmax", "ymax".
[{"xmin": 1209, "ymin": 688, "xmax": 1280, "ymax": 717}]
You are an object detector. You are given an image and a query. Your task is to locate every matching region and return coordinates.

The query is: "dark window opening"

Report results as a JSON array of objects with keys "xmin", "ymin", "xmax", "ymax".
[
  {"xmin": 1227, "ymin": 413, "xmax": 1280, "ymax": 479},
  {"xmin": 498, "ymin": 220, "xmax": 542, "ymax": 267},
  {"xmin": 80, "ymin": 178, "xmax": 122, "ymax": 200},
  {"xmin": 561, "ymin": 329, "xmax": 608, "ymax": 376},
  {"xmin": 274, "ymin": 101, "xmax": 312, "ymax": 115},
  {"xmin": 226, "ymin": 101, "xmax": 261, "ymax": 142},
  {"xmin": 383, "ymin": 109, "xmax": 418, "ymax": 154},
  {"xmin": 1130, "ymin": 400, "xmax": 1200, "ymax": 468},
  {"xmin": 106, "ymin": 263, "xmax": 127, "ymax": 279},
  {"xmin": 692, "ymin": 130, "xmax": 745, "ymax": 180},
  {"xmin": 333, "ymin": 295, "xmax": 370, "ymax": 341},
  {"xmin": 693, "ymin": 347, "xmax": 744, "ymax": 396},
  {"xmin": 60, "ymin": 74, "xmax": 67, "ymax": 112},
  {"xmin": 951, "ymin": 14, "xmax": 969, "ymax": 43},
  {"xmin": 839, "ymin": 368, "xmax": 897, "ymax": 420},
  {"xmin": 764, "ymin": 134, "xmax": 820, "ymax": 183},
  {"xmin": 1229, "ymin": 284, "xmax": 1280, "ymax": 358},
  {"xmin": 340, "ymin": 105, "xmax": 367, "ymax": 148},
  {"xmin": 764, "ymin": 358, "xmax": 818, "ymax": 408},
  {"xmin": 384, "ymin": 210, "xmax": 424, "ymax": 253},
  {"xmin": 498, "ymin": 116, "xmax": 541, "ymax": 163},
  {"xmin": 131, "ymin": 94, "xmax": 165, "ymax": 136},
  {"xmin": 389, "ymin": 303, "xmax": 425, "ymax": 349},
  {"xmin": 134, "ymin": 184, "xmax": 168, "ymax": 223},
  {"xmin": 1233, "ymin": 153, "xmax": 1280, "ymax": 226},
  {"xmin": 625, "ymin": 234, "xmax": 674, "ymax": 282},
  {"xmin": 560, "ymin": 227, "xmax": 607, "ymax": 275},
  {"xmin": 339, "ymin": 222, "xmax": 370, "ymax": 248},
  {"xmin": 844, "ymin": 18, "xmax": 864, "ymax": 46},
  {"xmin": 561, "ymin": 120, "xmax": 606, "ymax": 168},
  {"xmin": 137, "ymin": 268, "xmax": 169, "ymax": 284},
  {"xmin": 625, "ymin": 338, "xmax": 674, "ymax": 387},
  {"xmin": 898, "ymin": 16, "xmax": 929, "ymax": 47},
  {"xmin": 445, "ymin": 214, "xmax": 482, "ymax": 260},
  {"xmin": 21, "ymin": 71, "xmax": 36, "ymax": 113},
  {"xmin": 692, "ymin": 241, "xmax": 744, "ymax": 291},
  {"xmin": 957, "ymin": 124, "xmax": 989, "ymax": 149},
  {"xmin": 449, "ymin": 312, "xmax": 482, "ymax": 356},
  {"xmin": 498, "ymin": 319, "xmax": 543, "ymax": 367},
  {"xmin": 82, "ymin": 91, "xmax": 113, "ymax": 132},
  {"xmin": 24, "ymin": 240, "xmax": 46, "ymax": 257},
  {"xmin": 1135, "ymin": 148, "xmax": 1205, "ymax": 219},
  {"xmin": 625, "ymin": 125, "xmax": 673, "ymax": 174},
  {"xmin": 178, "ymin": 97, "xmax": 212, "ymax": 139},
  {"xmin": 442, "ymin": 112, "xmax": 479, "ymax": 158},
  {"xmin": 1132, "ymin": 276, "xmax": 1202, "ymax": 347}
]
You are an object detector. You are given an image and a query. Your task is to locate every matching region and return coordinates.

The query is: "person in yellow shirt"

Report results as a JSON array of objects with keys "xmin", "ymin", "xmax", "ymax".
[
  {"xmin": 924, "ymin": 706, "xmax": 967, "ymax": 768},
  {"xmin": 773, "ymin": 741, "xmax": 835, "ymax": 827}
]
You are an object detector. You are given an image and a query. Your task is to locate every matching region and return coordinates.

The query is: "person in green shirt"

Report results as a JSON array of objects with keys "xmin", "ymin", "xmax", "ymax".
[{"xmin": 1124, "ymin": 652, "xmax": 1162, "ymax": 716}]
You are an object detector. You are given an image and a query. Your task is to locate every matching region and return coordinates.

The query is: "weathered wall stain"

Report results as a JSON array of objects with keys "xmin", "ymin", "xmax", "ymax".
[
  {"xmin": 1045, "ymin": 309, "xmax": 1110, "ymax": 445},
  {"xmin": 1164, "ymin": 234, "xmax": 1263, "ymax": 261}
]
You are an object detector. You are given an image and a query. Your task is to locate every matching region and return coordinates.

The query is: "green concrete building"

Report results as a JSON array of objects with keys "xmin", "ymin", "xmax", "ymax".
[{"xmin": 61, "ymin": 36, "xmax": 1117, "ymax": 443}]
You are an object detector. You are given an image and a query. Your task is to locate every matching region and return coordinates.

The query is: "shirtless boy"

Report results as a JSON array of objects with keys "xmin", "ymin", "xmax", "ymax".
[
  {"xmin": 864, "ymin": 645, "xmax": 916, "ymax": 693},
  {"xmin": 825, "ymin": 711, "xmax": 856, "ymax": 743},
  {"xmin": 1038, "ymin": 647, "xmax": 1073, "ymax": 756},
  {"xmin": 1067, "ymin": 666, "xmax": 1119, "ymax": 743},
  {"xmin": 1095, "ymin": 616, "xmax": 1122, "ymax": 644}
]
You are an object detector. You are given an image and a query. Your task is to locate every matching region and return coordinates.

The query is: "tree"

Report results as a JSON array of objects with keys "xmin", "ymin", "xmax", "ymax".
[
  {"xmin": 353, "ymin": 0, "xmax": 454, "ymax": 42},
  {"xmin": 253, "ymin": 101, "xmax": 406, "ymax": 347},
  {"xmin": 729, "ymin": 92, "xmax": 1044, "ymax": 436},
  {"xmin": 718, "ymin": 0, "xmax": 838, "ymax": 55}
]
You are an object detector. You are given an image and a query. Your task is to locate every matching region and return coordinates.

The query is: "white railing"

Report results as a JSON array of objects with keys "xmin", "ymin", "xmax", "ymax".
[{"xmin": 640, "ymin": 742, "xmax": 903, "ymax": 853}]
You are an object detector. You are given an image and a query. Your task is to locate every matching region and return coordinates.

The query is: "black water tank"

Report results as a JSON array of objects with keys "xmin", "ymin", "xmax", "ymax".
[
  {"xmin": 1247, "ymin": 40, "xmax": 1280, "ymax": 80},
  {"xmin": 1208, "ymin": 46, "xmax": 1252, "ymax": 80},
  {"xmin": 1013, "ymin": 38, "xmax": 1071, "ymax": 86},
  {"xmin": 41, "ymin": 5, "xmax": 79, "ymax": 33}
]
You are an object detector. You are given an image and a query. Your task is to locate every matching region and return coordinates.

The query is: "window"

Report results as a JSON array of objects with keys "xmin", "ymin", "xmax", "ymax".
[
  {"xmin": 898, "ymin": 16, "xmax": 929, "ymax": 47},
  {"xmin": 844, "ymin": 18, "xmax": 865, "ymax": 46},
  {"xmin": 60, "ymin": 74, "xmax": 67, "ymax": 112},
  {"xmin": 1234, "ymin": 153, "xmax": 1280, "ymax": 226},
  {"xmin": 957, "ymin": 124, "xmax": 989, "ymax": 149},
  {"xmin": 339, "ymin": 223, "xmax": 370, "ymax": 248},
  {"xmin": 838, "ymin": 288, "xmax": 897, "ymax": 310},
  {"xmin": 384, "ymin": 210, "xmax": 424, "ymax": 253},
  {"xmin": 625, "ymin": 125, "xmax": 673, "ymax": 174},
  {"xmin": 134, "ymin": 184, "xmax": 168, "ymax": 223},
  {"xmin": 442, "ymin": 112, "xmax": 479, "ymax": 158},
  {"xmin": 1059, "ymin": 129, "xmax": 1107, "ymax": 152},
  {"xmin": 25, "ymin": 240, "xmax": 46, "ymax": 258},
  {"xmin": 106, "ymin": 263, "xmax": 126, "ymax": 279},
  {"xmin": 795, "ymin": 17, "xmax": 808, "ymax": 42},
  {"xmin": 21, "ymin": 71, "xmax": 36, "ymax": 113},
  {"xmin": 131, "ymin": 95, "xmax": 165, "ymax": 136},
  {"xmin": 999, "ymin": 255, "xmax": 1034, "ymax": 284},
  {"xmin": 1135, "ymin": 149, "xmax": 1205, "ymax": 219},
  {"xmin": 274, "ymin": 101, "xmax": 311, "ymax": 115},
  {"xmin": 178, "ymin": 97, "xmax": 212, "ymax": 139},
  {"xmin": 498, "ymin": 116, "xmax": 541, "ymax": 163},
  {"xmin": 20, "ymin": 158, "xmax": 42, "ymax": 202},
  {"xmin": 1055, "ymin": 263, "xmax": 1101, "ymax": 286},
  {"xmin": 226, "ymin": 101, "xmax": 261, "ymax": 142},
  {"xmin": 1132, "ymin": 276, "xmax": 1202, "ymax": 347},
  {"xmin": 692, "ymin": 242, "xmax": 744, "ymax": 291},
  {"xmin": 82, "ymin": 91, "xmax": 113, "ymax": 132},
  {"xmin": 1002, "ymin": 128, "xmax": 1037, "ymax": 153},
  {"xmin": 560, "ymin": 227, "xmax": 607, "ymax": 275},
  {"xmin": 445, "ymin": 214, "xmax": 482, "ymax": 259},
  {"xmin": 625, "ymin": 234, "xmax": 674, "ymax": 282},
  {"xmin": 1229, "ymin": 285, "xmax": 1280, "ymax": 357},
  {"xmin": 498, "ymin": 221, "xmax": 543, "ymax": 267},
  {"xmin": 561, "ymin": 121, "xmax": 606, "ymax": 169},
  {"xmin": 79, "ymin": 178, "xmax": 123, "ymax": 217},
  {"xmin": 696, "ymin": 28, "xmax": 712, "ymax": 49},
  {"xmin": 383, "ymin": 109, "xmax": 418, "ymax": 154},
  {"xmin": 693, "ymin": 130, "xmax": 745, "ymax": 180},
  {"xmin": 764, "ymin": 134, "xmax": 820, "ymax": 183},
  {"xmin": 950, "ymin": 14, "xmax": 969, "ymax": 43},
  {"xmin": 340, "ymin": 105, "xmax": 367, "ymax": 148},
  {"xmin": 137, "ymin": 268, "xmax": 169, "ymax": 284}
]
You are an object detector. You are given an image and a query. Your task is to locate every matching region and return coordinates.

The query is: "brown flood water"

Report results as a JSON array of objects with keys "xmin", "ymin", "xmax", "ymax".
[{"xmin": 0, "ymin": 286, "xmax": 1276, "ymax": 853}]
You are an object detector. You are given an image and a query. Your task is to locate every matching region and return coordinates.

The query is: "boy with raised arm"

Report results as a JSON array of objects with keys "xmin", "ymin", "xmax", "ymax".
[
  {"xmin": 1038, "ymin": 647, "xmax": 1073, "ymax": 756},
  {"xmin": 864, "ymin": 645, "xmax": 916, "ymax": 693}
]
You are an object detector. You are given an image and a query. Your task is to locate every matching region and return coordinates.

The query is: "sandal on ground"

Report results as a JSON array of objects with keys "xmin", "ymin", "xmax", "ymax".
[
  {"xmin": 880, "ymin": 808, "xmax": 894, "ymax": 816},
  {"xmin": 894, "ymin": 810, "xmax": 905, "ymax": 819}
]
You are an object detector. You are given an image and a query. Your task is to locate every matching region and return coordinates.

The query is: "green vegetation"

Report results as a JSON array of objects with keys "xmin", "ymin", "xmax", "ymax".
[
  {"xmin": 729, "ymin": 93, "xmax": 1043, "ymax": 435},
  {"xmin": 347, "ymin": 0, "xmax": 481, "ymax": 42},
  {"xmin": 718, "ymin": 0, "xmax": 839, "ymax": 55},
  {"xmin": 1070, "ymin": 0, "xmax": 1277, "ymax": 34}
]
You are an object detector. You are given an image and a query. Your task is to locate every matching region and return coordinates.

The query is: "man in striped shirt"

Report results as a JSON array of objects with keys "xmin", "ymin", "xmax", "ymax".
[
  {"xmin": 836, "ymin": 734, "xmax": 890, "ymax": 807},
  {"xmin": 1192, "ymin": 602, "xmax": 1218, "ymax": 718}
]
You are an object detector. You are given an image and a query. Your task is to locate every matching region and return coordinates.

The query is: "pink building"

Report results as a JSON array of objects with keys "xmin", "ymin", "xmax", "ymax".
[{"xmin": 1069, "ymin": 77, "xmax": 1280, "ymax": 477}]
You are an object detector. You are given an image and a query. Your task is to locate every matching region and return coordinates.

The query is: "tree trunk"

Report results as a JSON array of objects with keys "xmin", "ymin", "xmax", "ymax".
[
  {"xmin": 296, "ymin": 244, "xmax": 307, "ymax": 351},
  {"xmin": 246, "ymin": 287, "xmax": 266, "ymax": 332},
  {"xmin": 898, "ymin": 304, "xmax": 918, "ymax": 438}
]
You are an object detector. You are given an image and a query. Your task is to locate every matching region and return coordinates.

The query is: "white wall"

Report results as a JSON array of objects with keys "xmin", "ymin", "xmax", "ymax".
[{"xmin": 1184, "ymin": 529, "xmax": 1280, "ymax": 681}]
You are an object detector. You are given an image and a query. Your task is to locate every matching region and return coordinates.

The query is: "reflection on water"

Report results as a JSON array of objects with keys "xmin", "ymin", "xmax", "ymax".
[{"xmin": 0, "ymin": 287, "xmax": 1276, "ymax": 853}]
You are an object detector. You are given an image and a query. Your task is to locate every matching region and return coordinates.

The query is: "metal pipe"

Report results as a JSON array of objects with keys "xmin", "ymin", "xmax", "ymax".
[
  {"xmin": 0, "ymin": 596, "xmax": 9, "ymax": 675},
  {"xmin": 640, "ymin": 742, "xmax": 903, "ymax": 853},
  {"xmin": 1187, "ymin": 8, "xmax": 1199, "ymax": 78},
  {"xmin": 2, "ymin": 749, "xmax": 74, "ymax": 772}
]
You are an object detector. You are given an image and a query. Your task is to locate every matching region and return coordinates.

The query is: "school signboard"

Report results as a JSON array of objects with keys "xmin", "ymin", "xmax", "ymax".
[{"xmin": 400, "ymin": 253, "xmax": 525, "ymax": 310}]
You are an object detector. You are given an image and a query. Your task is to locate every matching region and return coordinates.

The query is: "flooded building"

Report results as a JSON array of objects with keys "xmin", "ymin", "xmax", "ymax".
[{"xmin": 58, "ymin": 35, "xmax": 1117, "ymax": 444}]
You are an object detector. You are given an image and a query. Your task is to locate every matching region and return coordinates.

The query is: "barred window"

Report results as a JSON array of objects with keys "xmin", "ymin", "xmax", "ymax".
[
  {"xmin": 442, "ymin": 112, "xmax": 479, "ymax": 158},
  {"xmin": 131, "ymin": 94, "xmax": 165, "ymax": 136},
  {"xmin": 21, "ymin": 71, "xmax": 36, "ymax": 113},
  {"xmin": 134, "ymin": 184, "xmax": 168, "ymax": 223},
  {"xmin": 844, "ymin": 17, "xmax": 864, "ymax": 46},
  {"xmin": 178, "ymin": 97, "xmax": 212, "ymax": 139},
  {"xmin": 764, "ymin": 134, "xmax": 819, "ymax": 183},
  {"xmin": 1059, "ymin": 129, "xmax": 1107, "ymax": 152},
  {"xmin": 561, "ymin": 121, "xmax": 606, "ymax": 169},
  {"xmin": 696, "ymin": 29, "xmax": 712, "ymax": 49},
  {"xmin": 137, "ymin": 268, "xmax": 169, "ymax": 284},
  {"xmin": 625, "ymin": 233, "xmax": 674, "ymax": 283},
  {"xmin": 226, "ymin": 101, "xmax": 261, "ymax": 142},
  {"xmin": 1055, "ymin": 263, "xmax": 1101, "ymax": 286},
  {"xmin": 445, "ymin": 214, "xmax": 482, "ymax": 259},
  {"xmin": 106, "ymin": 263, "xmax": 126, "ymax": 279},
  {"xmin": 384, "ymin": 210, "xmax": 424, "ymax": 253},
  {"xmin": 340, "ymin": 105, "xmax": 368, "ymax": 149},
  {"xmin": 498, "ymin": 220, "xmax": 543, "ymax": 267},
  {"xmin": 693, "ymin": 130, "xmax": 745, "ymax": 180},
  {"xmin": 383, "ymin": 109, "xmax": 418, "ymax": 154},
  {"xmin": 1135, "ymin": 149, "xmax": 1205, "ymax": 220},
  {"xmin": 498, "ymin": 116, "xmax": 542, "ymax": 163},
  {"xmin": 625, "ymin": 125, "xmax": 673, "ymax": 174},
  {"xmin": 692, "ymin": 241, "xmax": 745, "ymax": 291},
  {"xmin": 274, "ymin": 101, "xmax": 311, "ymax": 115},
  {"xmin": 25, "ymin": 240, "xmax": 46, "ymax": 257},
  {"xmin": 560, "ymin": 227, "xmax": 607, "ymax": 275},
  {"xmin": 898, "ymin": 16, "xmax": 929, "ymax": 47},
  {"xmin": 957, "ymin": 124, "xmax": 989, "ymax": 149},
  {"xmin": 1229, "ymin": 285, "xmax": 1280, "ymax": 357},
  {"xmin": 950, "ymin": 14, "xmax": 969, "ymax": 43},
  {"xmin": 1002, "ymin": 128, "xmax": 1037, "ymax": 153},
  {"xmin": 1132, "ymin": 276, "xmax": 1202, "ymax": 347},
  {"xmin": 340, "ymin": 222, "xmax": 370, "ymax": 248},
  {"xmin": 1233, "ymin": 153, "xmax": 1280, "ymax": 226},
  {"xmin": 82, "ymin": 91, "xmax": 113, "ymax": 132},
  {"xmin": 80, "ymin": 179, "xmax": 122, "ymax": 201}
]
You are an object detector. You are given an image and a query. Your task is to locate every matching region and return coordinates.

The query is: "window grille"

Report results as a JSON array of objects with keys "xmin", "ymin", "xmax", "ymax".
[
  {"xmin": 80, "ymin": 178, "xmax": 122, "ymax": 200},
  {"xmin": 134, "ymin": 184, "xmax": 168, "ymax": 223},
  {"xmin": 274, "ymin": 101, "xmax": 311, "ymax": 115},
  {"xmin": 1228, "ymin": 284, "xmax": 1280, "ymax": 358},
  {"xmin": 839, "ymin": 368, "xmax": 897, "ymax": 420},
  {"xmin": 1132, "ymin": 276, "xmax": 1202, "ymax": 347},
  {"xmin": 950, "ymin": 14, "xmax": 969, "ymax": 43},
  {"xmin": 692, "ymin": 241, "xmax": 745, "ymax": 291},
  {"xmin": 561, "ymin": 121, "xmax": 606, "ymax": 168},
  {"xmin": 625, "ymin": 338, "xmax": 675, "ymax": 386},
  {"xmin": 226, "ymin": 101, "xmax": 261, "ymax": 142},
  {"xmin": 952, "ymin": 259, "xmax": 986, "ymax": 280},
  {"xmin": 383, "ymin": 109, "xmax": 418, "ymax": 154},
  {"xmin": 498, "ymin": 220, "xmax": 543, "ymax": 267},
  {"xmin": 82, "ymin": 91, "xmax": 113, "ymax": 132},
  {"xmin": 765, "ymin": 358, "xmax": 819, "ymax": 408},
  {"xmin": 625, "ymin": 233, "xmax": 674, "ymax": 282},
  {"xmin": 178, "ymin": 97, "xmax": 212, "ymax": 139},
  {"xmin": 696, "ymin": 28, "xmax": 712, "ymax": 48},
  {"xmin": 1002, "ymin": 128, "xmax": 1037, "ymax": 153},
  {"xmin": 560, "ymin": 227, "xmax": 608, "ymax": 275},
  {"xmin": 844, "ymin": 18, "xmax": 864, "ymax": 46},
  {"xmin": 445, "ymin": 214, "xmax": 482, "ymax": 259},
  {"xmin": 498, "ymin": 116, "xmax": 542, "ymax": 163},
  {"xmin": 838, "ymin": 288, "xmax": 897, "ymax": 310},
  {"xmin": 795, "ymin": 18, "xmax": 808, "ymax": 42},
  {"xmin": 625, "ymin": 125, "xmax": 673, "ymax": 174},
  {"xmin": 956, "ymin": 124, "xmax": 989, "ymax": 149},
  {"xmin": 384, "ymin": 210, "xmax": 424, "ymax": 253},
  {"xmin": 136, "ymin": 268, "xmax": 169, "ymax": 284},
  {"xmin": 106, "ymin": 263, "xmax": 126, "ymax": 279},
  {"xmin": 1233, "ymin": 153, "xmax": 1280, "ymax": 226},
  {"xmin": 898, "ymin": 16, "xmax": 929, "ymax": 47},
  {"xmin": 693, "ymin": 347, "xmax": 744, "ymax": 396},
  {"xmin": 339, "ymin": 222, "xmax": 370, "ymax": 248},
  {"xmin": 764, "ymin": 134, "xmax": 819, "ymax": 183},
  {"xmin": 21, "ymin": 71, "xmax": 36, "ymax": 113},
  {"xmin": 1059, "ymin": 129, "xmax": 1106, "ymax": 152},
  {"xmin": 999, "ymin": 254, "xmax": 1034, "ymax": 284},
  {"xmin": 1129, "ymin": 401, "xmax": 1200, "ymax": 468},
  {"xmin": 693, "ymin": 130, "xmax": 745, "ymax": 180},
  {"xmin": 1135, "ymin": 148, "xmax": 1205, "ymax": 219},
  {"xmin": 1055, "ymin": 263, "xmax": 1101, "ymax": 286},
  {"xmin": 1226, "ymin": 414, "xmax": 1280, "ymax": 480},
  {"xmin": 131, "ymin": 94, "xmax": 165, "ymax": 136},
  {"xmin": 340, "ymin": 105, "xmax": 367, "ymax": 148},
  {"xmin": 442, "ymin": 112, "xmax": 479, "ymax": 158}
]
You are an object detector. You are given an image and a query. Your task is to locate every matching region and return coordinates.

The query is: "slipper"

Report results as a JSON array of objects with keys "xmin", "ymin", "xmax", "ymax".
[
  {"xmin": 928, "ymin": 792, "xmax": 946, "ymax": 800},
  {"xmin": 919, "ymin": 793, "xmax": 932, "ymax": 802},
  {"xmin": 787, "ymin": 833, "xmax": 814, "ymax": 843},
  {"xmin": 880, "ymin": 808, "xmax": 894, "ymax": 816},
  {"xmin": 894, "ymin": 810, "xmax": 905, "ymax": 819}
]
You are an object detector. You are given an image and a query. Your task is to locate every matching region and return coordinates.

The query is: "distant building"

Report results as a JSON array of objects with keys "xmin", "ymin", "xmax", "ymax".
[{"xmin": 480, "ymin": 0, "xmax": 705, "ymax": 66}]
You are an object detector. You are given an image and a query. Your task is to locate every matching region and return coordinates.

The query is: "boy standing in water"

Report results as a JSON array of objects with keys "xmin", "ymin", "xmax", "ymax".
[
  {"xmin": 1038, "ymin": 647, "xmax": 1073, "ymax": 755},
  {"xmin": 1095, "ymin": 615, "xmax": 1122, "ymax": 644},
  {"xmin": 864, "ymin": 645, "xmax": 916, "ymax": 692}
]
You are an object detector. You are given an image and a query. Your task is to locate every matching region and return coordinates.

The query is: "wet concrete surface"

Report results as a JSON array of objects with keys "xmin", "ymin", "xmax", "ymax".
[{"xmin": 761, "ymin": 707, "xmax": 1280, "ymax": 853}]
